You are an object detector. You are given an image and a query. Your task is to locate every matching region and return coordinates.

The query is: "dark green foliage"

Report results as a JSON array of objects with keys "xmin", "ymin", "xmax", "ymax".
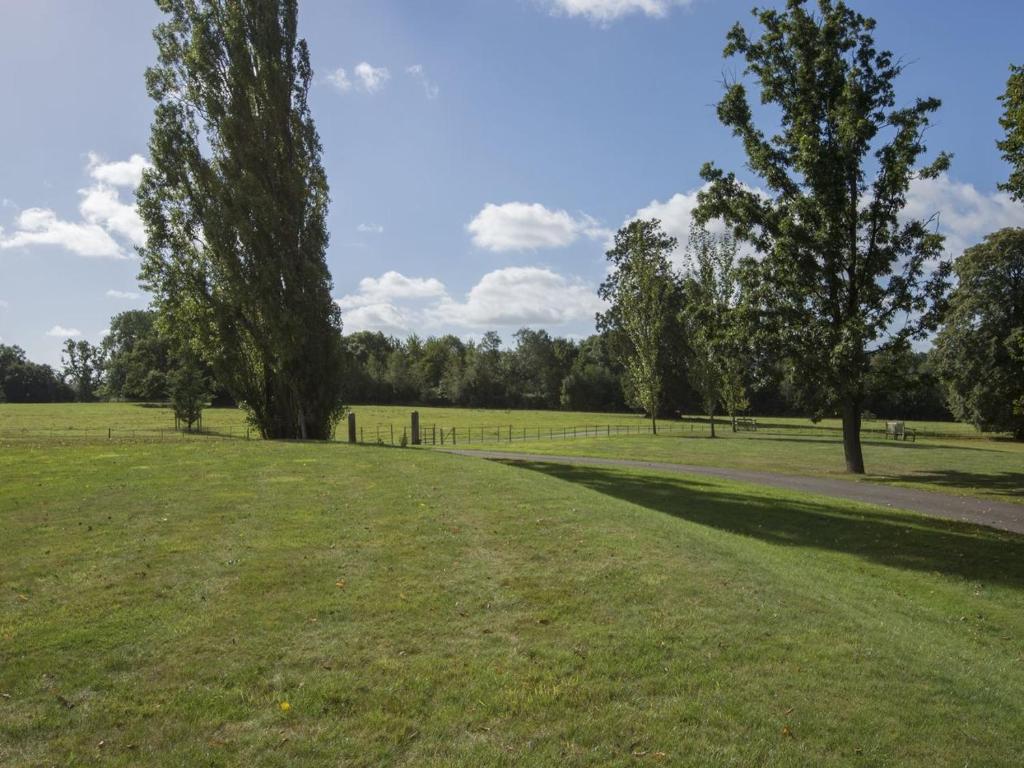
[
  {"xmin": 508, "ymin": 329, "xmax": 575, "ymax": 410},
  {"xmin": 138, "ymin": 0, "xmax": 345, "ymax": 440},
  {"xmin": 0, "ymin": 345, "xmax": 74, "ymax": 403},
  {"xmin": 696, "ymin": 0, "xmax": 950, "ymax": 472},
  {"xmin": 560, "ymin": 335, "xmax": 625, "ymax": 412},
  {"xmin": 101, "ymin": 310, "xmax": 172, "ymax": 400},
  {"xmin": 339, "ymin": 329, "xmax": 629, "ymax": 413},
  {"xmin": 458, "ymin": 332, "xmax": 509, "ymax": 408},
  {"xmin": 998, "ymin": 65, "xmax": 1024, "ymax": 201},
  {"xmin": 598, "ymin": 220, "xmax": 683, "ymax": 433},
  {"xmin": 169, "ymin": 357, "xmax": 210, "ymax": 432},
  {"xmin": 61, "ymin": 340, "xmax": 103, "ymax": 402},
  {"xmin": 933, "ymin": 228, "xmax": 1024, "ymax": 438},
  {"xmin": 863, "ymin": 346, "xmax": 949, "ymax": 422}
]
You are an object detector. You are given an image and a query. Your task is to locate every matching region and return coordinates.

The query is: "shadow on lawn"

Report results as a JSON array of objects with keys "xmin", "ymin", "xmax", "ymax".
[
  {"xmin": 879, "ymin": 470, "xmax": 1024, "ymax": 500},
  {"xmin": 504, "ymin": 461, "xmax": 1024, "ymax": 588},
  {"xmin": 729, "ymin": 434, "xmax": 1001, "ymax": 453}
]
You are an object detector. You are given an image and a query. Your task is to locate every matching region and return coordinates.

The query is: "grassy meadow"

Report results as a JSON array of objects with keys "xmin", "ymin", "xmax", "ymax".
[
  {"xmin": 3, "ymin": 403, "xmax": 1020, "ymax": 505},
  {"xmin": 2, "ymin": 428, "xmax": 1024, "ymax": 766}
]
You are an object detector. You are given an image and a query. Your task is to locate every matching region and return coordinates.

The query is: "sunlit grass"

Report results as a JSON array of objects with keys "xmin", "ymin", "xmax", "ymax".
[{"xmin": 2, "ymin": 438, "xmax": 1023, "ymax": 765}]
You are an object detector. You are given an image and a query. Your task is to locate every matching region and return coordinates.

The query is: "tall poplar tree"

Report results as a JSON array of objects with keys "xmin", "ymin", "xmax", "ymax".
[
  {"xmin": 696, "ymin": 0, "xmax": 949, "ymax": 473},
  {"xmin": 138, "ymin": 0, "xmax": 346, "ymax": 440},
  {"xmin": 598, "ymin": 220, "xmax": 680, "ymax": 435}
]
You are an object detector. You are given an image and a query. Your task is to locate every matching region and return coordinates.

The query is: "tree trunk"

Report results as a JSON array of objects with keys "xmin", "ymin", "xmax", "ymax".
[
  {"xmin": 709, "ymin": 409, "xmax": 716, "ymax": 438},
  {"xmin": 841, "ymin": 399, "xmax": 866, "ymax": 474},
  {"xmin": 651, "ymin": 409, "xmax": 658, "ymax": 436}
]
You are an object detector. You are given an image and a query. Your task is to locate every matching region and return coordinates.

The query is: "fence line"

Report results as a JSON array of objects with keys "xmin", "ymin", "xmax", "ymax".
[{"xmin": 0, "ymin": 416, "xmax": 987, "ymax": 445}]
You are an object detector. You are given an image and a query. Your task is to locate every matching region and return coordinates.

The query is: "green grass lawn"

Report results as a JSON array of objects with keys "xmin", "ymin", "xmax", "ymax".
[
  {"xmin": 4, "ymin": 403, "xmax": 1019, "ymax": 505},
  {"xmin": 3, "ymin": 402, "xmax": 1021, "ymax": 504},
  {"xmin": 2, "ymin": 435, "xmax": 1024, "ymax": 766}
]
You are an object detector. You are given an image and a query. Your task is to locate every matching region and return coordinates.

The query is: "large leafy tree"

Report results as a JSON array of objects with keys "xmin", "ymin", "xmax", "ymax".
[
  {"xmin": 138, "ymin": 0, "xmax": 346, "ymax": 440},
  {"xmin": 933, "ymin": 228, "xmax": 1024, "ymax": 439},
  {"xmin": 696, "ymin": 0, "xmax": 949, "ymax": 473},
  {"xmin": 598, "ymin": 219, "xmax": 681, "ymax": 434},
  {"xmin": 680, "ymin": 225, "xmax": 749, "ymax": 437},
  {"xmin": 61, "ymin": 340, "xmax": 103, "ymax": 403},
  {"xmin": 998, "ymin": 65, "xmax": 1024, "ymax": 201},
  {"xmin": 101, "ymin": 310, "xmax": 172, "ymax": 400}
]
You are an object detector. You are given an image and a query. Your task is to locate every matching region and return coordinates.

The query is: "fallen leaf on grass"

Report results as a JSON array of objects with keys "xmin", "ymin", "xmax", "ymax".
[
  {"xmin": 335, "ymin": 579, "xmax": 346, "ymax": 589},
  {"xmin": 279, "ymin": 701, "xmax": 291, "ymax": 712},
  {"xmin": 782, "ymin": 725, "xmax": 795, "ymax": 739}
]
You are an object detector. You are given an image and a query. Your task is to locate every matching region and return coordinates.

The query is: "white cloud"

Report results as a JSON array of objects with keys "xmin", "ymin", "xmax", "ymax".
[
  {"xmin": 106, "ymin": 289, "xmax": 142, "ymax": 300},
  {"xmin": 903, "ymin": 173, "xmax": 1024, "ymax": 258},
  {"xmin": 357, "ymin": 223, "xmax": 384, "ymax": 234},
  {"xmin": 337, "ymin": 271, "xmax": 447, "ymax": 310},
  {"xmin": 46, "ymin": 324, "xmax": 81, "ymax": 338},
  {"xmin": 407, "ymin": 64, "xmax": 440, "ymax": 99},
  {"xmin": 79, "ymin": 185, "xmax": 145, "ymax": 244},
  {"xmin": 627, "ymin": 175, "xmax": 1024, "ymax": 270},
  {"xmin": 467, "ymin": 202, "xmax": 611, "ymax": 251},
  {"xmin": 326, "ymin": 67, "xmax": 353, "ymax": 93},
  {"xmin": 336, "ymin": 267, "xmax": 605, "ymax": 336},
  {"xmin": 627, "ymin": 186, "xmax": 740, "ymax": 265},
  {"xmin": 0, "ymin": 208, "xmax": 126, "ymax": 259},
  {"xmin": 0, "ymin": 152, "xmax": 147, "ymax": 259},
  {"xmin": 354, "ymin": 62, "xmax": 391, "ymax": 93},
  {"xmin": 342, "ymin": 302, "xmax": 418, "ymax": 337},
  {"xmin": 0, "ymin": 299, "xmax": 8, "ymax": 309},
  {"xmin": 87, "ymin": 153, "xmax": 150, "ymax": 187},
  {"xmin": 545, "ymin": 0, "xmax": 694, "ymax": 22},
  {"xmin": 438, "ymin": 267, "xmax": 606, "ymax": 327}
]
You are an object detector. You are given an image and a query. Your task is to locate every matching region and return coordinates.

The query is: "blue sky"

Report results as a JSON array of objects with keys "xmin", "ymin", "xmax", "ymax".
[{"xmin": 2, "ymin": 0, "xmax": 1024, "ymax": 365}]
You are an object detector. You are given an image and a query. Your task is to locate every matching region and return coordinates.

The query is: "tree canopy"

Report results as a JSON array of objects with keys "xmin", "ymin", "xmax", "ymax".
[
  {"xmin": 598, "ymin": 220, "xmax": 681, "ymax": 434},
  {"xmin": 138, "ymin": 0, "xmax": 345, "ymax": 440},
  {"xmin": 933, "ymin": 228, "xmax": 1024, "ymax": 439},
  {"xmin": 696, "ymin": 0, "xmax": 950, "ymax": 471}
]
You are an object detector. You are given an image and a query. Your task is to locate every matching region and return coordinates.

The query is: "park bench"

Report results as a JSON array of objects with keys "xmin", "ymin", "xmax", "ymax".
[
  {"xmin": 885, "ymin": 420, "xmax": 916, "ymax": 442},
  {"xmin": 734, "ymin": 417, "xmax": 758, "ymax": 432}
]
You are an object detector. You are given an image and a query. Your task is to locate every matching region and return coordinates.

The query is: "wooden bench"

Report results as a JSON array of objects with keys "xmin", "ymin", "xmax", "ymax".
[
  {"xmin": 734, "ymin": 417, "xmax": 758, "ymax": 432},
  {"xmin": 885, "ymin": 420, "xmax": 916, "ymax": 442}
]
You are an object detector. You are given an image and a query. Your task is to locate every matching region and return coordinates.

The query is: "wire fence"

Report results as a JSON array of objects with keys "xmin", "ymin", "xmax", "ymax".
[
  {"xmin": 0, "ymin": 414, "xmax": 989, "ymax": 445},
  {"xmin": 413, "ymin": 420, "xmax": 710, "ymax": 446}
]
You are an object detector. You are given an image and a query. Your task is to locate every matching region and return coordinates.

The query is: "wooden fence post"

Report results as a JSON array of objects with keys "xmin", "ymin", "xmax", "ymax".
[
  {"xmin": 348, "ymin": 413, "xmax": 356, "ymax": 444},
  {"xmin": 411, "ymin": 411, "xmax": 420, "ymax": 445}
]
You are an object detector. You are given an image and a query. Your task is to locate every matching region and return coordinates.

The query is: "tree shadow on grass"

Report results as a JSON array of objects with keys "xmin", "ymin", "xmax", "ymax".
[
  {"xmin": 727, "ymin": 434, "xmax": 1002, "ymax": 453},
  {"xmin": 503, "ymin": 461, "xmax": 1024, "ymax": 589},
  {"xmin": 877, "ymin": 470, "xmax": 1024, "ymax": 500}
]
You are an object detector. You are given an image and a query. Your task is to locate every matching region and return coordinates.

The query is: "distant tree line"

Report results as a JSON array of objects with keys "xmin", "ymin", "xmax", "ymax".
[{"xmin": 1, "ymin": 305, "xmax": 956, "ymax": 425}]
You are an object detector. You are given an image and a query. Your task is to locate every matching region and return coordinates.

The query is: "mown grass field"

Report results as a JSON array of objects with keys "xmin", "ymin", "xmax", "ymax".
[
  {"xmin": 2, "ymin": 416, "xmax": 1024, "ymax": 765},
  {"xmin": 4, "ymin": 403, "xmax": 1018, "ymax": 504},
  {"xmin": 0, "ymin": 401, "xmax": 993, "ymax": 439}
]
